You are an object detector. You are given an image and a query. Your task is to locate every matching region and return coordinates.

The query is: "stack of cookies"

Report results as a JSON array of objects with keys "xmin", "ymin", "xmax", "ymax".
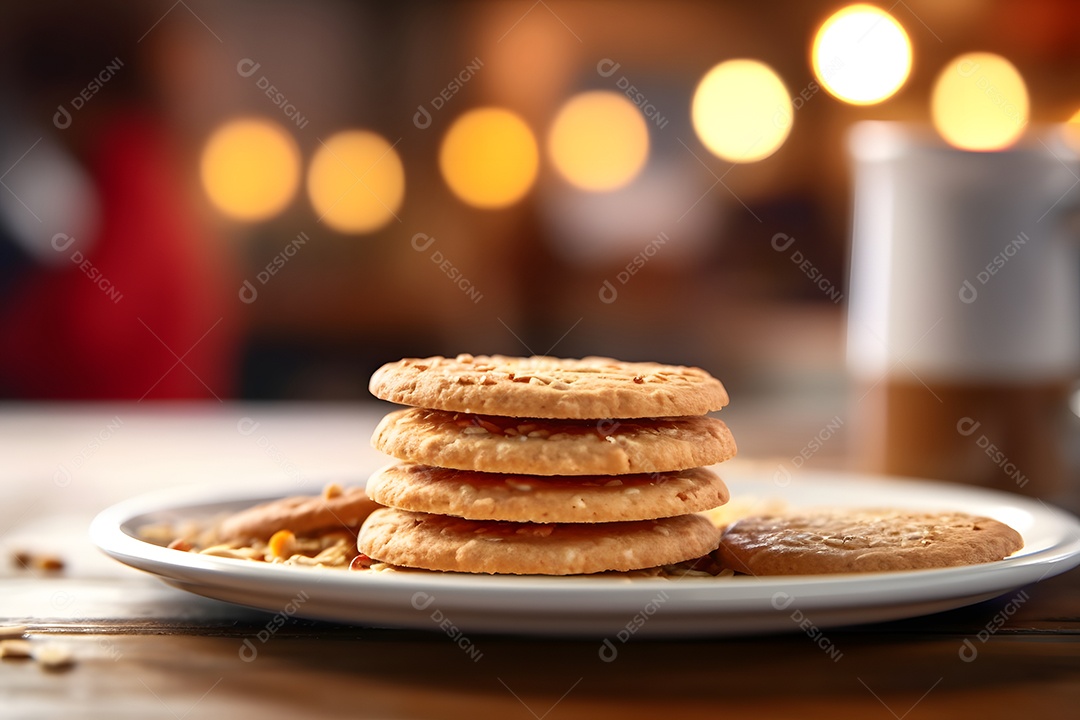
[{"xmin": 357, "ymin": 354, "xmax": 737, "ymax": 575}]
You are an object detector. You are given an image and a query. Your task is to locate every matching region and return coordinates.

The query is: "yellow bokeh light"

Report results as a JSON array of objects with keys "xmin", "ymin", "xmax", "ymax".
[
  {"xmin": 548, "ymin": 91, "xmax": 649, "ymax": 192},
  {"xmin": 1064, "ymin": 108, "xmax": 1080, "ymax": 151},
  {"xmin": 439, "ymin": 108, "xmax": 539, "ymax": 209},
  {"xmin": 931, "ymin": 53, "xmax": 1029, "ymax": 151},
  {"xmin": 812, "ymin": 4, "xmax": 912, "ymax": 105},
  {"xmin": 201, "ymin": 118, "xmax": 300, "ymax": 221},
  {"xmin": 691, "ymin": 59, "xmax": 791, "ymax": 163},
  {"xmin": 307, "ymin": 130, "xmax": 405, "ymax": 233}
]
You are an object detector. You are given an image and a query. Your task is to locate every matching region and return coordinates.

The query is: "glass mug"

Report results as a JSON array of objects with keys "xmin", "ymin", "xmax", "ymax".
[{"xmin": 846, "ymin": 122, "xmax": 1080, "ymax": 497}]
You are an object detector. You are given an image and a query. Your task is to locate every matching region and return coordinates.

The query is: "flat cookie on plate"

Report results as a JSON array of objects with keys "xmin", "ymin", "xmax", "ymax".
[
  {"xmin": 717, "ymin": 509, "xmax": 1024, "ymax": 575},
  {"xmin": 365, "ymin": 462, "xmax": 730, "ymax": 523},
  {"xmin": 368, "ymin": 354, "xmax": 729, "ymax": 419},
  {"xmin": 372, "ymin": 408, "xmax": 737, "ymax": 475},
  {"xmin": 219, "ymin": 485, "xmax": 380, "ymax": 542},
  {"xmin": 357, "ymin": 507, "xmax": 721, "ymax": 575}
]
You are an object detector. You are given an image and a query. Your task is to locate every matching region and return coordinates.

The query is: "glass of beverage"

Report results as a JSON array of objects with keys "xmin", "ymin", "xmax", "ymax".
[{"xmin": 846, "ymin": 121, "xmax": 1080, "ymax": 497}]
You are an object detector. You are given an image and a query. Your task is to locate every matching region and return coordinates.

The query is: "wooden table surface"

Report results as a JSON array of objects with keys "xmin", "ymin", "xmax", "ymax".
[{"xmin": 1, "ymin": 403, "xmax": 1078, "ymax": 719}]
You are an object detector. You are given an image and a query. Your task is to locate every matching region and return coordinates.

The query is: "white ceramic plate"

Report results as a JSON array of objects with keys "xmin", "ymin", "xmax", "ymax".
[{"xmin": 90, "ymin": 470, "xmax": 1080, "ymax": 637}]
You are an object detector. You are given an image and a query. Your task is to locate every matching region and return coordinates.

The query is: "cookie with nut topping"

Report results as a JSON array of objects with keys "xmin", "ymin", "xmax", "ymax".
[
  {"xmin": 368, "ymin": 354, "xmax": 729, "ymax": 419},
  {"xmin": 357, "ymin": 507, "xmax": 721, "ymax": 575},
  {"xmin": 372, "ymin": 408, "xmax": 736, "ymax": 475},
  {"xmin": 717, "ymin": 509, "xmax": 1023, "ymax": 575},
  {"xmin": 365, "ymin": 462, "xmax": 730, "ymax": 523}
]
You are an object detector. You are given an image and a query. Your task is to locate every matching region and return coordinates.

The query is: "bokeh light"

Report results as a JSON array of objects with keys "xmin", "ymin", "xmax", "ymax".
[
  {"xmin": 1062, "ymin": 108, "xmax": 1080, "ymax": 151},
  {"xmin": 439, "ymin": 108, "xmax": 539, "ymax": 209},
  {"xmin": 307, "ymin": 130, "xmax": 405, "ymax": 233},
  {"xmin": 812, "ymin": 4, "xmax": 912, "ymax": 105},
  {"xmin": 931, "ymin": 52, "xmax": 1029, "ymax": 151},
  {"xmin": 548, "ymin": 91, "xmax": 649, "ymax": 192},
  {"xmin": 691, "ymin": 59, "xmax": 792, "ymax": 163},
  {"xmin": 201, "ymin": 118, "xmax": 300, "ymax": 221}
]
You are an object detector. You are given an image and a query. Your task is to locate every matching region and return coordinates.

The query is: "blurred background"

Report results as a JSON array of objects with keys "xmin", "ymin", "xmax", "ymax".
[{"xmin": 0, "ymin": 0, "xmax": 1077, "ymax": 408}]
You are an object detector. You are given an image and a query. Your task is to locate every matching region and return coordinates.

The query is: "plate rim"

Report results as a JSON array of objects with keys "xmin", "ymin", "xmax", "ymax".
[{"xmin": 89, "ymin": 470, "xmax": 1080, "ymax": 635}]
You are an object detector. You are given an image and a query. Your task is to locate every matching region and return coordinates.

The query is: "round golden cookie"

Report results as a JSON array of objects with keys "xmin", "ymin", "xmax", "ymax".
[
  {"xmin": 368, "ymin": 354, "xmax": 729, "ymax": 419},
  {"xmin": 372, "ymin": 408, "xmax": 737, "ymax": 475},
  {"xmin": 219, "ymin": 486, "xmax": 380, "ymax": 542},
  {"xmin": 357, "ymin": 508, "xmax": 721, "ymax": 575},
  {"xmin": 365, "ymin": 462, "xmax": 730, "ymax": 523},
  {"xmin": 717, "ymin": 509, "xmax": 1024, "ymax": 575}
]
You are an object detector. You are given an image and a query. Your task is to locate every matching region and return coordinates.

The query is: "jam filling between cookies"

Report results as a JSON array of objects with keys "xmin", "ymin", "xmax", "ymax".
[{"xmin": 420, "ymin": 409, "xmax": 693, "ymax": 440}]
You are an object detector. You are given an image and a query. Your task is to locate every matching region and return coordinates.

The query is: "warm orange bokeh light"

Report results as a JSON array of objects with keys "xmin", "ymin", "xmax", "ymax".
[
  {"xmin": 548, "ymin": 91, "xmax": 649, "ymax": 192},
  {"xmin": 201, "ymin": 118, "xmax": 300, "ymax": 221},
  {"xmin": 691, "ymin": 60, "xmax": 791, "ymax": 163},
  {"xmin": 1062, "ymin": 108, "xmax": 1080, "ymax": 151},
  {"xmin": 812, "ymin": 4, "xmax": 912, "ymax": 105},
  {"xmin": 932, "ymin": 53, "xmax": 1029, "ymax": 151},
  {"xmin": 307, "ymin": 130, "xmax": 405, "ymax": 234},
  {"xmin": 439, "ymin": 108, "xmax": 539, "ymax": 209}
]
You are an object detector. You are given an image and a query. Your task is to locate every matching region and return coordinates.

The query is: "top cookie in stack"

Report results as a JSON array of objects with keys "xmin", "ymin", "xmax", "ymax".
[{"xmin": 358, "ymin": 354, "xmax": 737, "ymax": 575}]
